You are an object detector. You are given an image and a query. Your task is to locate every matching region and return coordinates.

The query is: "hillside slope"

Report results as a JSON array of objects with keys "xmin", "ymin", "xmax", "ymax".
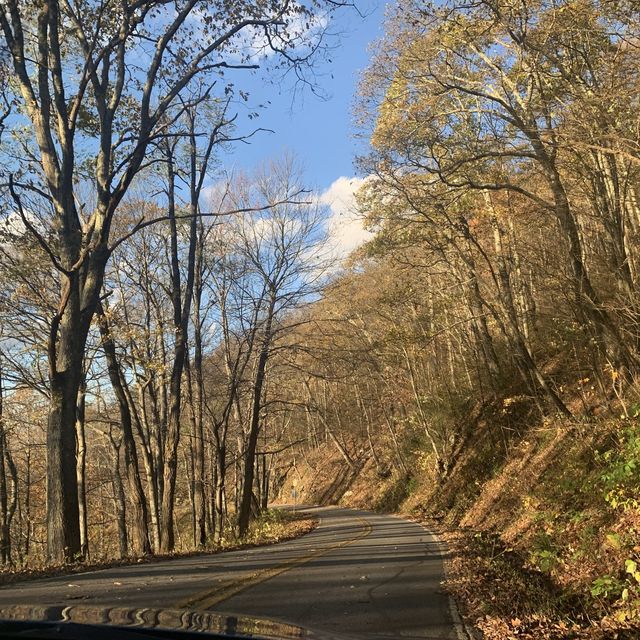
[{"xmin": 280, "ymin": 402, "xmax": 640, "ymax": 639}]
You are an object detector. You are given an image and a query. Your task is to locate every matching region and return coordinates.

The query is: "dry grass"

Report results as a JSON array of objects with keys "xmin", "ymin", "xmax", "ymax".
[
  {"xmin": 0, "ymin": 511, "xmax": 317, "ymax": 588},
  {"xmin": 440, "ymin": 525, "xmax": 640, "ymax": 639},
  {"xmin": 406, "ymin": 414, "xmax": 640, "ymax": 638}
]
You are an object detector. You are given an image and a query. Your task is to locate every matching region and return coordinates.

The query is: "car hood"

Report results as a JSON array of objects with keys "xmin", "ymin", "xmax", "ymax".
[{"xmin": 0, "ymin": 604, "xmax": 332, "ymax": 640}]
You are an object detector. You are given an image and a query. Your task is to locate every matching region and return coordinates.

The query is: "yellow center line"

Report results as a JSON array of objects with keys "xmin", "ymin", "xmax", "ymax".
[{"xmin": 176, "ymin": 517, "xmax": 373, "ymax": 610}]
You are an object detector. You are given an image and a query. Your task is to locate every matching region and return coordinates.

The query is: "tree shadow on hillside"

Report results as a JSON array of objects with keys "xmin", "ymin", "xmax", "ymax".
[{"xmin": 310, "ymin": 459, "xmax": 367, "ymax": 506}]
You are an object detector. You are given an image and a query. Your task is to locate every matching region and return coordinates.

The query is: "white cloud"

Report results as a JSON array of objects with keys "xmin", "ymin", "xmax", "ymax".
[
  {"xmin": 201, "ymin": 180, "xmax": 232, "ymax": 212},
  {"xmin": 1, "ymin": 209, "xmax": 44, "ymax": 237},
  {"xmin": 320, "ymin": 176, "xmax": 372, "ymax": 261},
  {"xmin": 228, "ymin": 11, "xmax": 329, "ymax": 61},
  {"xmin": 186, "ymin": 5, "xmax": 330, "ymax": 64}
]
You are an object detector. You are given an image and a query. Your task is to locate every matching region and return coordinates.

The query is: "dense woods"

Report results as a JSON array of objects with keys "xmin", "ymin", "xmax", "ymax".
[
  {"xmin": 1, "ymin": 0, "xmax": 640, "ymax": 633},
  {"xmin": 338, "ymin": 0, "xmax": 640, "ymax": 464}
]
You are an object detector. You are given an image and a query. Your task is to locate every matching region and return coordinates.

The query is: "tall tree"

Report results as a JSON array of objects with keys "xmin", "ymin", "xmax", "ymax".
[
  {"xmin": 359, "ymin": 0, "xmax": 640, "ymax": 375},
  {"xmin": 221, "ymin": 161, "xmax": 330, "ymax": 536}
]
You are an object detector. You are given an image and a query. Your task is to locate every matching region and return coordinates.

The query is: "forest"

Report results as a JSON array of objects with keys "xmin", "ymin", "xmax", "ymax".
[{"xmin": 1, "ymin": 0, "xmax": 640, "ymax": 636}]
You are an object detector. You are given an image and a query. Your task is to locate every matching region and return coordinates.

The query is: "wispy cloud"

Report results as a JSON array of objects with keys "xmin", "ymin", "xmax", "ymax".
[
  {"xmin": 229, "ymin": 11, "xmax": 330, "ymax": 62},
  {"xmin": 185, "ymin": 4, "xmax": 330, "ymax": 64}
]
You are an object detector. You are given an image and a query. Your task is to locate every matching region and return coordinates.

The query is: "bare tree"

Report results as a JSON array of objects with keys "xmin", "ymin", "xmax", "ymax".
[
  {"xmin": 226, "ymin": 160, "xmax": 331, "ymax": 536},
  {"xmin": 0, "ymin": 0, "xmax": 344, "ymax": 562}
]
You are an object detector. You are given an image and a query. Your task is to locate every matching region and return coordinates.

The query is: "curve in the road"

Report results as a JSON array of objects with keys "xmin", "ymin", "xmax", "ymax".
[
  {"xmin": 0, "ymin": 507, "xmax": 465, "ymax": 639},
  {"xmin": 179, "ymin": 516, "xmax": 372, "ymax": 610}
]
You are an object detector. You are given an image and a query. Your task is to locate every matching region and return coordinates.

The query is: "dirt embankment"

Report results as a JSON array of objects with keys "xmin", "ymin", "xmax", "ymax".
[{"xmin": 279, "ymin": 404, "xmax": 640, "ymax": 639}]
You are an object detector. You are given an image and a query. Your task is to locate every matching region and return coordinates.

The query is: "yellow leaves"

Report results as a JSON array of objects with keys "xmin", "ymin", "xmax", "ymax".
[
  {"xmin": 371, "ymin": 70, "xmax": 413, "ymax": 151},
  {"xmin": 625, "ymin": 559, "xmax": 640, "ymax": 584},
  {"xmin": 605, "ymin": 532, "xmax": 623, "ymax": 550},
  {"xmin": 414, "ymin": 448, "xmax": 433, "ymax": 472},
  {"xmin": 603, "ymin": 363, "xmax": 621, "ymax": 385},
  {"xmin": 502, "ymin": 395, "xmax": 528, "ymax": 413}
]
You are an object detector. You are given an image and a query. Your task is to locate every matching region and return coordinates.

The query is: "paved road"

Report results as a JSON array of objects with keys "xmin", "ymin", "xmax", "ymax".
[{"xmin": 0, "ymin": 507, "xmax": 462, "ymax": 639}]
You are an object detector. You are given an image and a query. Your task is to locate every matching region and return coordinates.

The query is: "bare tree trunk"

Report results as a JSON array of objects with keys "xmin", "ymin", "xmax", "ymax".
[
  {"xmin": 355, "ymin": 384, "xmax": 382, "ymax": 473},
  {"xmin": 547, "ymin": 165, "xmax": 638, "ymax": 371},
  {"xmin": 402, "ymin": 345, "xmax": 444, "ymax": 474},
  {"xmin": 260, "ymin": 454, "xmax": 270, "ymax": 512},
  {"xmin": 160, "ymin": 107, "xmax": 215, "ymax": 551},
  {"xmin": 381, "ymin": 404, "xmax": 408, "ymax": 475},
  {"xmin": 191, "ymin": 233, "xmax": 206, "ymax": 546},
  {"xmin": 0, "ymin": 360, "xmax": 10, "ymax": 564},
  {"xmin": 23, "ymin": 447, "xmax": 31, "ymax": 560},
  {"xmin": 133, "ymin": 383, "xmax": 162, "ymax": 552},
  {"xmin": 486, "ymin": 205, "xmax": 571, "ymax": 416},
  {"xmin": 213, "ymin": 425, "xmax": 227, "ymax": 545},
  {"xmin": 97, "ymin": 305, "xmax": 152, "ymax": 556},
  {"xmin": 4, "ymin": 446, "xmax": 17, "ymax": 566},
  {"xmin": 304, "ymin": 379, "xmax": 356, "ymax": 471},
  {"xmin": 109, "ymin": 435, "xmax": 129, "ymax": 559},
  {"xmin": 238, "ymin": 307, "xmax": 275, "ymax": 538},
  {"xmin": 47, "ymin": 303, "xmax": 84, "ymax": 564},
  {"xmin": 75, "ymin": 376, "xmax": 89, "ymax": 560}
]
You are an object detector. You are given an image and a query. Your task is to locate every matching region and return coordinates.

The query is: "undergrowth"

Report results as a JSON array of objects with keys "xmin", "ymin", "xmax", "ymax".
[
  {"xmin": 0, "ymin": 509, "xmax": 317, "ymax": 587},
  {"xmin": 424, "ymin": 413, "xmax": 640, "ymax": 638}
]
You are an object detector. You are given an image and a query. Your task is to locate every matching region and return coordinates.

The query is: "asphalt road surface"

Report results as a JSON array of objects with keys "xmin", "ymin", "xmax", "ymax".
[{"xmin": 0, "ymin": 506, "xmax": 465, "ymax": 639}]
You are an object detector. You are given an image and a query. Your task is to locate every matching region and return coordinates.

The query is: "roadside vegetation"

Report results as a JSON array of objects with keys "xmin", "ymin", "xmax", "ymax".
[
  {"xmin": 0, "ymin": 509, "xmax": 316, "ymax": 586},
  {"xmin": 0, "ymin": 0, "xmax": 344, "ymax": 565},
  {"xmin": 276, "ymin": 1, "xmax": 640, "ymax": 636}
]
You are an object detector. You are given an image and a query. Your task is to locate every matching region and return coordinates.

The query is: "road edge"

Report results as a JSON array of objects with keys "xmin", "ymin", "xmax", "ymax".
[{"xmin": 389, "ymin": 513, "xmax": 482, "ymax": 640}]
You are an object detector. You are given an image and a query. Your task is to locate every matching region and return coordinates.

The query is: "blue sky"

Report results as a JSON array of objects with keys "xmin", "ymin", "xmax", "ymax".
[{"xmin": 222, "ymin": 1, "xmax": 385, "ymax": 193}]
